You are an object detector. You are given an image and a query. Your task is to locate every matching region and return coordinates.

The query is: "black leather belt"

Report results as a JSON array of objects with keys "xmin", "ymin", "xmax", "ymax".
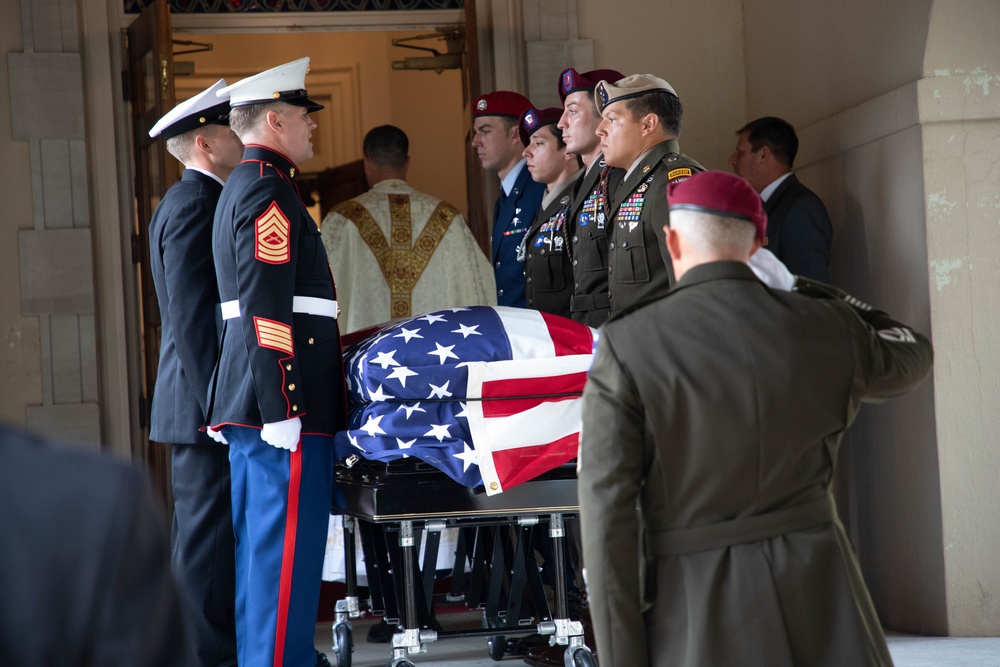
[
  {"xmin": 570, "ymin": 292, "xmax": 610, "ymax": 312},
  {"xmin": 645, "ymin": 494, "xmax": 836, "ymax": 557}
]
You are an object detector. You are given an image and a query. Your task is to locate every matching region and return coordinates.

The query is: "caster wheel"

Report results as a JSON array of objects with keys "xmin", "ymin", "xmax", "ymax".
[
  {"xmin": 483, "ymin": 611, "xmax": 506, "ymax": 661},
  {"xmin": 567, "ymin": 646, "xmax": 598, "ymax": 667},
  {"xmin": 332, "ymin": 623, "xmax": 352, "ymax": 667}
]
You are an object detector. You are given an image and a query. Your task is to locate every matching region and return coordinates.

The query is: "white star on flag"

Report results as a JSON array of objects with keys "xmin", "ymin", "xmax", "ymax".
[
  {"xmin": 428, "ymin": 380, "xmax": 453, "ymax": 399},
  {"xmin": 428, "ymin": 343, "xmax": 459, "ymax": 365},
  {"xmin": 349, "ymin": 433, "xmax": 363, "ymax": 451},
  {"xmin": 393, "ymin": 327, "xmax": 423, "ymax": 343},
  {"xmin": 455, "ymin": 401, "xmax": 469, "ymax": 420},
  {"xmin": 447, "ymin": 307, "xmax": 471, "ymax": 313},
  {"xmin": 419, "ymin": 313, "xmax": 447, "ymax": 325},
  {"xmin": 368, "ymin": 384, "xmax": 392, "ymax": 402},
  {"xmin": 386, "ymin": 365, "xmax": 418, "ymax": 387},
  {"xmin": 396, "ymin": 437, "xmax": 416, "ymax": 458},
  {"xmin": 424, "ymin": 423, "xmax": 451, "ymax": 442},
  {"xmin": 453, "ymin": 442, "xmax": 479, "ymax": 473},
  {"xmin": 360, "ymin": 414, "xmax": 386, "ymax": 437},
  {"xmin": 371, "ymin": 350, "xmax": 400, "ymax": 369},
  {"xmin": 396, "ymin": 402, "xmax": 426, "ymax": 418},
  {"xmin": 452, "ymin": 323, "xmax": 482, "ymax": 338}
]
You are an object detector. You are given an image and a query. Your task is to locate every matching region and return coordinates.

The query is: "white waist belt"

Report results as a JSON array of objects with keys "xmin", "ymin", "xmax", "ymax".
[{"xmin": 220, "ymin": 296, "xmax": 340, "ymax": 320}]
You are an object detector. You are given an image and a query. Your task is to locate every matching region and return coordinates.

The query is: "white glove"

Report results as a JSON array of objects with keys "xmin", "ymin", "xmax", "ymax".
[
  {"xmin": 748, "ymin": 247, "xmax": 796, "ymax": 291},
  {"xmin": 261, "ymin": 417, "xmax": 301, "ymax": 452},
  {"xmin": 206, "ymin": 425, "xmax": 228, "ymax": 445}
]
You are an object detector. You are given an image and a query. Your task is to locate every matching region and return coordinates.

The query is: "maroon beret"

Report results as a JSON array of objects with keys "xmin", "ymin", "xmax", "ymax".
[
  {"xmin": 666, "ymin": 170, "xmax": 767, "ymax": 243},
  {"xmin": 518, "ymin": 106, "xmax": 563, "ymax": 146},
  {"xmin": 473, "ymin": 91, "xmax": 533, "ymax": 120},
  {"xmin": 559, "ymin": 67, "xmax": 625, "ymax": 102}
]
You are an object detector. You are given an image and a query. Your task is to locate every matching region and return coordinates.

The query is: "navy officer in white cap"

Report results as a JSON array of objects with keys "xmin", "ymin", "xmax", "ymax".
[
  {"xmin": 594, "ymin": 74, "xmax": 705, "ymax": 317},
  {"xmin": 148, "ymin": 78, "xmax": 243, "ymax": 667},
  {"xmin": 205, "ymin": 57, "xmax": 345, "ymax": 667}
]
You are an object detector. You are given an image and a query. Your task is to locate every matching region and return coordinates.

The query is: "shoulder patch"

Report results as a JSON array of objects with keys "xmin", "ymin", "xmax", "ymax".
[
  {"xmin": 256, "ymin": 201, "xmax": 291, "ymax": 264},
  {"xmin": 668, "ymin": 167, "xmax": 693, "ymax": 181}
]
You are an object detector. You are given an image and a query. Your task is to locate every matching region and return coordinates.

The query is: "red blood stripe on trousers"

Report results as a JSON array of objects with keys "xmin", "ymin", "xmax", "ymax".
[
  {"xmin": 272, "ymin": 444, "xmax": 302, "ymax": 667},
  {"xmin": 481, "ymin": 372, "xmax": 588, "ymax": 418}
]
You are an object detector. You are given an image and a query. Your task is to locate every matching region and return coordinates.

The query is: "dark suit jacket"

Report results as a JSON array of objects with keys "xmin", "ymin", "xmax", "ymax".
[
  {"xmin": 148, "ymin": 169, "xmax": 222, "ymax": 445},
  {"xmin": 0, "ymin": 424, "xmax": 194, "ymax": 666},
  {"xmin": 764, "ymin": 173, "xmax": 833, "ymax": 282},
  {"xmin": 491, "ymin": 163, "xmax": 546, "ymax": 308},
  {"xmin": 580, "ymin": 262, "xmax": 932, "ymax": 667}
]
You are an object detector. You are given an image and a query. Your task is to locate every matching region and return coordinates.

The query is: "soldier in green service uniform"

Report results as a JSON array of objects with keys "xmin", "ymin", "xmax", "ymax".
[{"xmin": 594, "ymin": 74, "xmax": 704, "ymax": 316}]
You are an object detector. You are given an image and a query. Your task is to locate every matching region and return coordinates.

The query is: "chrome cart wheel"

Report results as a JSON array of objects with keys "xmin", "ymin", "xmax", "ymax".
[{"xmin": 332, "ymin": 622, "xmax": 352, "ymax": 667}]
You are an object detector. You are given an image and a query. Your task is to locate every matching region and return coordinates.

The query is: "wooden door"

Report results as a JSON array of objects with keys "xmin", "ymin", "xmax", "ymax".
[
  {"xmin": 125, "ymin": 0, "xmax": 175, "ymax": 509},
  {"xmin": 463, "ymin": 0, "xmax": 490, "ymax": 256}
]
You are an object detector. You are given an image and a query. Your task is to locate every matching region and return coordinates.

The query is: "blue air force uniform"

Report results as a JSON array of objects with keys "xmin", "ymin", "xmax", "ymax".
[{"xmin": 492, "ymin": 160, "xmax": 545, "ymax": 307}]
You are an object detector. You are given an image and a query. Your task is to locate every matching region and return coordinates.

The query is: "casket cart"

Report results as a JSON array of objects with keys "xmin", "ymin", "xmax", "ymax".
[
  {"xmin": 328, "ymin": 457, "xmax": 596, "ymax": 667},
  {"xmin": 329, "ymin": 306, "xmax": 599, "ymax": 667}
]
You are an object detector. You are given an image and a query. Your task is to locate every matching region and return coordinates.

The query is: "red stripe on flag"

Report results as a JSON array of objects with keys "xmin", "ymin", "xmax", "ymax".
[
  {"xmin": 273, "ymin": 444, "xmax": 302, "ymax": 667},
  {"xmin": 491, "ymin": 433, "xmax": 579, "ymax": 490},
  {"xmin": 481, "ymin": 371, "xmax": 588, "ymax": 418},
  {"xmin": 540, "ymin": 311, "xmax": 595, "ymax": 356}
]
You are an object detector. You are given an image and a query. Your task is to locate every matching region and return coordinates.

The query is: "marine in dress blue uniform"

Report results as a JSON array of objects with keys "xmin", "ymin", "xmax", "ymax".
[
  {"xmin": 472, "ymin": 91, "xmax": 545, "ymax": 307},
  {"xmin": 206, "ymin": 58, "xmax": 346, "ymax": 667},
  {"xmin": 557, "ymin": 67, "xmax": 625, "ymax": 327},
  {"xmin": 594, "ymin": 74, "xmax": 705, "ymax": 318},
  {"xmin": 148, "ymin": 79, "xmax": 243, "ymax": 667}
]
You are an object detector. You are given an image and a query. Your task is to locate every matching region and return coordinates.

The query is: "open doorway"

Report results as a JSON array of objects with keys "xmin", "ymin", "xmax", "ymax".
[{"xmin": 173, "ymin": 30, "xmax": 470, "ymax": 224}]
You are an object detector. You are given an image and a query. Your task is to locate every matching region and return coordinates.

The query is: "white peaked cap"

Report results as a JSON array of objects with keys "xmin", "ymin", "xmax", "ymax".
[
  {"xmin": 217, "ymin": 57, "xmax": 323, "ymax": 112},
  {"xmin": 149, "ymin": 78, "xmax": 231, "ymax": 139}
]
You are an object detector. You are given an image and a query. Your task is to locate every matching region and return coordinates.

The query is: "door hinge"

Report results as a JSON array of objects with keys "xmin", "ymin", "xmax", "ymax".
[{"xmin": 121, "ymin": 70, "xmax": 132, "ymax": 102}]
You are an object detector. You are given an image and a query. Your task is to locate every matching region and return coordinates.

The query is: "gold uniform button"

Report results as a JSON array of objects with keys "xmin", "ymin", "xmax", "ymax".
[
  {"xmin": 285, "ymin": 364, "xmax": 292, "ymax": 371},
  {"xmin": 288, "ymin": 384, "xmax": 296, "ymax": 391},
  {"xmin": 292, "ymin": 404, "xmax": 298, "ymax": 411},
  {"xmin": 308, "ymin": 337, "xmax": 315, "ymax": 345}
]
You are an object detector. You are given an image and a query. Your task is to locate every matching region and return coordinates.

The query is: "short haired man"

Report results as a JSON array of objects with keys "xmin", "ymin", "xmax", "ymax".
[
  {"xmin": 472, "ymin": 91, "xmax": 546, "ymax": 307},
  {"xmin": 147, "ymin": 79, "xmax": 244, "ymax": 667},
  {"xmin": 730, "ymin": 116, "xmax": 833, "ymax": 281},
  {"xmin": 557, "ymin": 67, "xmax": 624, "ymax": 326},
  {"xmin": 519, "ymin": 106, "xmax": 583, "ymax": 317},
  {"xmin": 207, "ymin": 58, "xmax": 346, "ymax": 667},
  {"xmin": 579, "ymin": 170, "xmax": 933, "ymax": 666},
  {"xmin": 594, "ymin": 74, "xmax": 704, "ymax": 317},
  {"xmin": 321, "ymin": 124, "xmax": 495, "ymax": 333}
]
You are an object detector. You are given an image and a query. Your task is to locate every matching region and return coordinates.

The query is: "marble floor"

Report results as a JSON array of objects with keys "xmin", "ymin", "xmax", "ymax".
[{"xmin": 314, "ymin": 614, "xmax": 1000, "ymax": 667}]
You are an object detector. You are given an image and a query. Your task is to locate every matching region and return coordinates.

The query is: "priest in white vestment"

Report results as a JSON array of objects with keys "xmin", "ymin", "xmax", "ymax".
[{"xmin": 321, "ymin": 125, "xmax": 496, "ymax": 333}]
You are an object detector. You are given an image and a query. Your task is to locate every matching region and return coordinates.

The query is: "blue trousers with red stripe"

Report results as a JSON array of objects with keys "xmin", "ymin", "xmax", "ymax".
[{"xmin": 225, "ymin": 426, "xmax": 334, "ymax": 667}]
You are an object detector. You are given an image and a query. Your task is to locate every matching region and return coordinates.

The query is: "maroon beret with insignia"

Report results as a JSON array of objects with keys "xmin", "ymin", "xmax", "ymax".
[
  {"xmin": 558, "ymin": 68, "xmax": 625, "ymax": 102},
  {"xmin": 666, "ymin": 170, "xmax": 767, "ymax": 242},
  {"xmin": 518, "ymin": 106, "xmax": 563, "ymax": 146},
  {"xmin": 473, "ymin": 91, "xmax": 533, "ymax": 120}
]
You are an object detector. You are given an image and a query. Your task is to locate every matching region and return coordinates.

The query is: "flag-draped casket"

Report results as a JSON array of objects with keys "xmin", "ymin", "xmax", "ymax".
[{"xmin": 334, "ymin": 306, "xmax": 598, "ymax": 495}]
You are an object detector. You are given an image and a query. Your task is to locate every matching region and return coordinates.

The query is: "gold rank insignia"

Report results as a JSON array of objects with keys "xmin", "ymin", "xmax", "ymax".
[
  {"xmin": 253, "ymin": 316, "xmax": 294, "ymax": 355},
  {"xmin": 668, "ymin": 167, "xmax": 693, "ymax": 180},
  {"xmin": 255, "ymin": 201, "xmax": 291, "ymax": 264}
]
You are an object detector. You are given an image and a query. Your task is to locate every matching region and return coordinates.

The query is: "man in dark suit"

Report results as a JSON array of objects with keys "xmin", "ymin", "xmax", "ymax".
[
  {"xmin": 0, "ymin": 422, "xmax": 194, "ymax": 666},
  {"xmin": 579, "ymin": 170, "xmax": 933, "ymax": 666},
  {"xmin": 594, "ymin": 74, "xmax": 705, "ymax": 317},
  {"xmin": 148, "ymin": 79, "xmax": 244, "ymax": 667},
  {"xmin": 730, "ymin": 116, "xmax": 833, "ymax": 281},
  {"xmin": 472, "ymin": 90, "xmax": 546, "ymax": 307},
  {"xmin": 207, "ymin": 58, "xmax": 347, "ymax": 667}
]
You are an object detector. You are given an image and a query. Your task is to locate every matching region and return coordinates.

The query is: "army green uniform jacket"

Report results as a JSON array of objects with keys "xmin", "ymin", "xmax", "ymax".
[
  {"xmin": 579, "ymin": 261, "xmax": 933, "ymax": 667},
  {"xmin": 605, "ymin": 139, "xmax": 703, "ymax": 317}
]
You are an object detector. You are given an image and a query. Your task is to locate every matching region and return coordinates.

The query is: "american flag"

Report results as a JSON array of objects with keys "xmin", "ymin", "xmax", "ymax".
[{"xmin": 334, "ymin": 306, "xmax": 598, "ymax": 494}]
